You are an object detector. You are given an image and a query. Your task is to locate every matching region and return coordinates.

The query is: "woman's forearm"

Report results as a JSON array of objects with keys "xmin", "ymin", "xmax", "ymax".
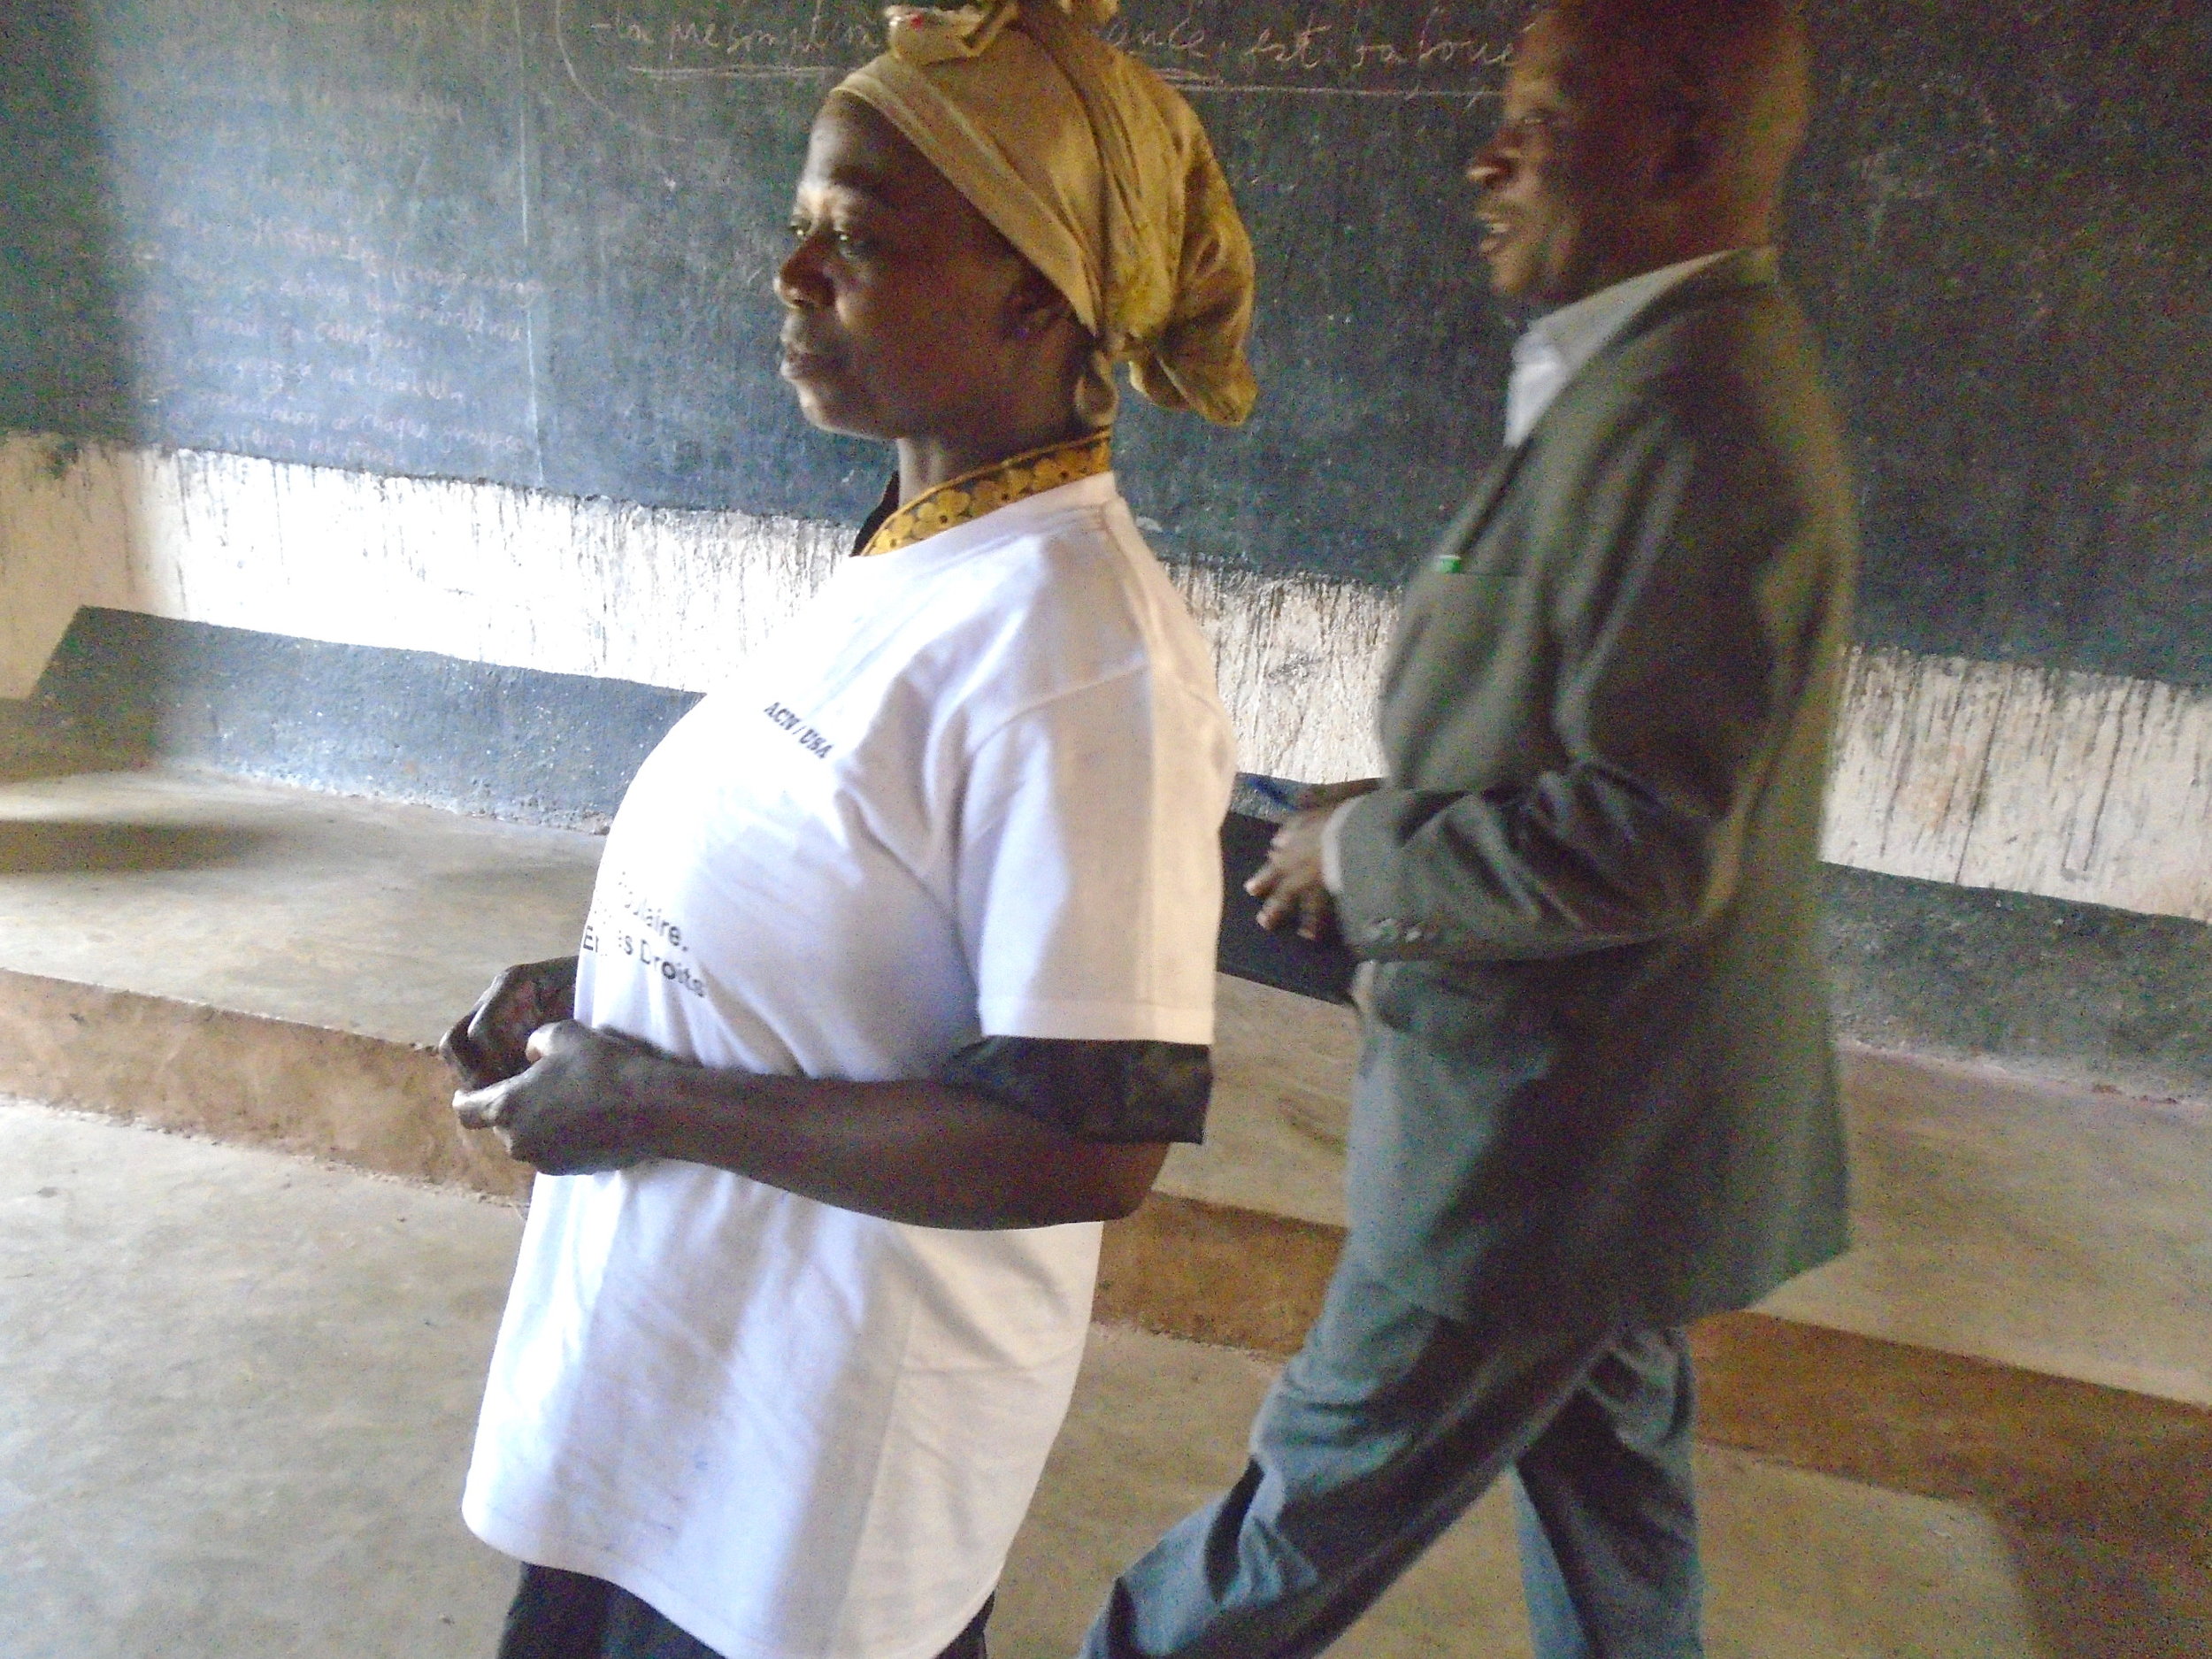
[
  {"xmin": 644, "ymin": 1062, "xmax": 1168, "ymax": 1228},
  {"xmin": 457, "ymin": 1019, "xmax": 1167, "ymax": 1229}
]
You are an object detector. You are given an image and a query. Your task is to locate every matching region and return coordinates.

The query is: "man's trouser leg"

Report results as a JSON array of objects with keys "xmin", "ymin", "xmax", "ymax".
[
  {"xmin": 1512, "ymin": 1329, "xmax": 1703, "ymax": 1658},
  {"xmin": 1078, "ymin": 1256, "xmax": 1702, "ymax": 1659}
]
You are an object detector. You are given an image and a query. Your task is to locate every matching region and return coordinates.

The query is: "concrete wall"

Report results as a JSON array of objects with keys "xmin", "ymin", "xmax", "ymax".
[{"xmin": 6, "ymin": 430, "xmax": 2211, "ymax": 927}]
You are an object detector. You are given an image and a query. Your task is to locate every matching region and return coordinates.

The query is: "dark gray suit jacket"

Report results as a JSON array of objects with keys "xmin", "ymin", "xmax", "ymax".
[{"xmin": 1333, "ymin": 249, "xmax": 1857, "ymax": 1330}]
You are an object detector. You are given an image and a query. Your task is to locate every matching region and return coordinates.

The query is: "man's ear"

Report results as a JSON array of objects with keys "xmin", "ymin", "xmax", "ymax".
[{"xmin": 1652, "ymin": 96, "xmax": 1715, "ymax": 195}]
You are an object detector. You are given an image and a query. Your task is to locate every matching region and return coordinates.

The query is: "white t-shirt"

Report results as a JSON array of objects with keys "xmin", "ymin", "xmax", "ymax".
[{"xmin": 463, "ymin": 472, "xmax": 1233, "ymax": 1659}]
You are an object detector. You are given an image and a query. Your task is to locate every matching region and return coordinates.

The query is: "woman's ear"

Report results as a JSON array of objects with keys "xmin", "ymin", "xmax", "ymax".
[{"xmin": 1003, "ymin": 266, "xmax": 1075, "ymax": 342}]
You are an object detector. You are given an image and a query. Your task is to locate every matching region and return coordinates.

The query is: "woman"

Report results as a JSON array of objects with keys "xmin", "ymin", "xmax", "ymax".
[{"xmin": 441, "ymin": 4, "xmax": 1256, "ymax": 1656}]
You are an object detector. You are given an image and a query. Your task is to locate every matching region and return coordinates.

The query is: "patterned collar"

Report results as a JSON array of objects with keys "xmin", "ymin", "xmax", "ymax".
[{"xmin": 856, "ymin": 429, "xmax": 1113, "ymax": 557}]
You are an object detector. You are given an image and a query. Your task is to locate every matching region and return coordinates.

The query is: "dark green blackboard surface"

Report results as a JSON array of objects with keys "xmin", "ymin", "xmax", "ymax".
[{"xmin": 4, "ymin": 1, "xmax": 2208, "ymax": 681}]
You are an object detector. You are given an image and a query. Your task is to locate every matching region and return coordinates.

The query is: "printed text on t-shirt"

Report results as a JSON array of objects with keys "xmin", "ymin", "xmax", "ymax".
[
  {"xmin": 764, "ymin": 701, "xmax": 834, "ymax": 758},
  {"xmin": 580, "ymin": 872, "xmax": 708, "ymax": 996}
]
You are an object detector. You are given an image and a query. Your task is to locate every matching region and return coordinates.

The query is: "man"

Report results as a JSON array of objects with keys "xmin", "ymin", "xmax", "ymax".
[{"xmin": 1078, "ymin": 2, "xmax": 1855, "ymax": 1655}]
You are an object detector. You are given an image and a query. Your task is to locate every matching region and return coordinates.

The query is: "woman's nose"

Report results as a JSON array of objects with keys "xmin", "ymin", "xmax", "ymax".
[{"xmin": 775, "ymin": 236, "xmax": 829, "ymax": 308}]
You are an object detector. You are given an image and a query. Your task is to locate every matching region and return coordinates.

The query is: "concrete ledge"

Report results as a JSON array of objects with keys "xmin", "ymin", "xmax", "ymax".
[
  {"xmin": 4, "ymin": 765, "xmax": 2207, "ymax": 1411},
  {"xmin": 0, "ymin": 952, "xmax": 1312, "ymax": 1332},
  {"xmin": 1692, "ymin": 1312, "xmax": 2212, "ymax": 1577},
  {"xmin": 1102, "ymin": 1190, "xmax": 2212, "ymax": 1586},
  {"xmin": 0, "ymin": 967, "xmax": 524, "ymax": 1199},
  {"xmin": 33, "ymin": 607, "xmax": 702, "ymax": 830},
  {"xmin": 0, "ymin": 695, "xmax": 102, "ymax": 783},
  {"xmin": 21, "ymin": 1029, "xmax": 2208, "ymax": 1604},
  {"xmin": 0, "ymin": 949, "xmax": 1328, "ymax": 1352},
  {"xmin": 18, "ymin": 933, "xmax": 2206, "ymax": 1411},
  {"xmin": 1824, "ymin": 863, "xmax": 2212, "ymax": 1102},
  {"xmin": 1099, "ymin": 1193, "xmax": 1344, "ymax": 1356},
  {"xmin": 12, "ymin": 923, "xmax": 2212, "ymax": 1563}
]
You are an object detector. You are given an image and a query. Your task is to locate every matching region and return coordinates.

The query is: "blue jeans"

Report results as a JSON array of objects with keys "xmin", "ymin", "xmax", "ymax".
[{"xmin": 1079, "ymin": 1257, "xmax": 1703, "ymax": 1659}]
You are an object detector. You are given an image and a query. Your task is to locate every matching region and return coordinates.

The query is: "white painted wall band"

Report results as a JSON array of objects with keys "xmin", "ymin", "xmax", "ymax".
[
  {"xmin": 6, "ymin": 433, "xmax": 2209, "ymax": 924},
  {"xmin": 1827, "ymin": 648, "xmax": 2212, "ymax": 924},
  {"xmin": 0, "ymin": 434, "xmax": 845, "ymax": 702}
]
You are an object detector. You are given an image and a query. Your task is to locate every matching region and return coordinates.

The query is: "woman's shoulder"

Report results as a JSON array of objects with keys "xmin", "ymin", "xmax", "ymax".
[{"xmin": 910, "ymin": 482, "xmax": 1222, "ymax": 725}]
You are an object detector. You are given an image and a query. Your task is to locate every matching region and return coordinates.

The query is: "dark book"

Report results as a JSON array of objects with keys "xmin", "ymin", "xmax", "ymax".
[{"xmin": 1216, "ymin": 811, "xmax": 1359, "ymax": 1005}]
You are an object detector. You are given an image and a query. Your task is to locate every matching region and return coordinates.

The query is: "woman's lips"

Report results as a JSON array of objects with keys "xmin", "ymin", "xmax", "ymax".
[
  {"xmin": 778, "ymin": 329, "xmax": 839, "ymax": 381},
  {"xmin": 779, "ymin": 348, "xmax": 833, "ymax": 382}
]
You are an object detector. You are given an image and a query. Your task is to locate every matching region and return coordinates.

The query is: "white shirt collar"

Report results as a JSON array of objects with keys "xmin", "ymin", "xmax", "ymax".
[{"xmin": 1503, "ymin": 250, "xmax": 1740, "ymax": 448}]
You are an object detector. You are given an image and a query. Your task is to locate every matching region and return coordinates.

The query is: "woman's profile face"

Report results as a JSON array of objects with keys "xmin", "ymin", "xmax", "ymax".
[{"xmin": 777, "ymin": 96, "xmax": 1048, "ymax": 442}]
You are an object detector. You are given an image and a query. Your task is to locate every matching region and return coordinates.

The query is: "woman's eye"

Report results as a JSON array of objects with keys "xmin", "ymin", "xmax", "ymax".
[{"xmin": 785, "ymin": 218, "xmax": 872, "ymax": 257}]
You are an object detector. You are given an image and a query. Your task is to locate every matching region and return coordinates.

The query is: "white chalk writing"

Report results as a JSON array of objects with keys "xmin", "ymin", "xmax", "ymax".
[{"xmin": 557, "ymin": 1, "xmax": 1513, "ymax": 104}]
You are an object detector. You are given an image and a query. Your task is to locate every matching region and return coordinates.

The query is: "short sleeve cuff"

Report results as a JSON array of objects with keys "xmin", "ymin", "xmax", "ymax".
[{"xmin": 939, "ymin": 1036, "xmax": 1212, "ymax": 1144}]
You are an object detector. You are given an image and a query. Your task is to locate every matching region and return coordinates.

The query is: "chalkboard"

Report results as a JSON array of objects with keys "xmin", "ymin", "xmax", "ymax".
[{"xmin": 3, "ymin": 1, "xmax": 2208, "ymax": 683}]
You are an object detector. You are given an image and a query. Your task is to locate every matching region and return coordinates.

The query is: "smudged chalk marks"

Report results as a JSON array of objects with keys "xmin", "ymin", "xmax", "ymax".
[{"xmin": 1827, "ymin": 647, "xmax": 2212, "ymax": 923}]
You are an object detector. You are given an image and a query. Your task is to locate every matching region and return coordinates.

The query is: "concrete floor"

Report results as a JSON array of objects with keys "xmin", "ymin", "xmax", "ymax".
[{"xmin": 3, "ymin": 1102, "xmax": 2073, "ymax": 1659}]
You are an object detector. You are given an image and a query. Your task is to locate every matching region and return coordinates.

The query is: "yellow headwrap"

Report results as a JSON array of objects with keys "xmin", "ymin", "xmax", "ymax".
[{"xmin": 833, "ymin": 0, "xmax": 1257, "ymax": 427}]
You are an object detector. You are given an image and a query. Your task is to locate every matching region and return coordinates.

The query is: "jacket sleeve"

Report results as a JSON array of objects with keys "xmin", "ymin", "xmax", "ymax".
[{"xmin": 1333, "ymin": 402, "xmax": 1830, "ymax": 963}]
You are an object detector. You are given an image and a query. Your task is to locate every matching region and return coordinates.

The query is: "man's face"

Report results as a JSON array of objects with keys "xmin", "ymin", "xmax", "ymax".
[
  {"xmin": 1467, "ymin": 8, "xmax": 1664, "ymax": 307},
  {"xmin": 776, "ymin": 97, "xmax": 1033, "ymax": 440}
]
